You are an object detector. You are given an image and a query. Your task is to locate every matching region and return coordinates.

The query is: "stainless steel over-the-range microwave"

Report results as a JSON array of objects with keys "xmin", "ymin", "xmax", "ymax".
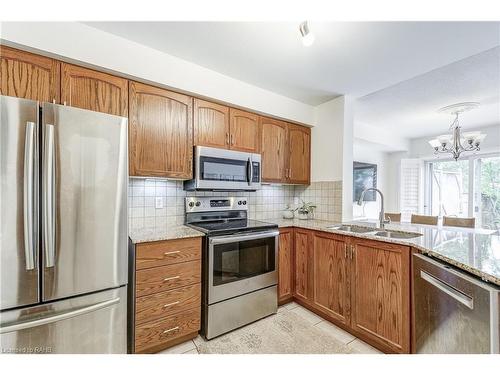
[{"xmin": 184, "ymin": 146, "xmax": 261, "ymax": 191}]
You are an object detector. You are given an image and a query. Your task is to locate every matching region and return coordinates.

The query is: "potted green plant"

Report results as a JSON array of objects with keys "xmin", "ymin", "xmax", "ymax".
[{"xmin": 297, "ymin": 200, "xmax": 317, "ymax": 220}]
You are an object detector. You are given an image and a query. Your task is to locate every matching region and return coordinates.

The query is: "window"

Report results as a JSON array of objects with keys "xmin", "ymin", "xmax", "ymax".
[{"xmin": 426, "ymin": 154, "xmax": 500, "ymax": 230}]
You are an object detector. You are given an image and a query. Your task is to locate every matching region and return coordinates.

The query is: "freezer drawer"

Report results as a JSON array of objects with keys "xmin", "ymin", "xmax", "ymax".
[
  {"xmin": 412, "ymin": 253, "xmax": 500, "ymax": 354},
  {"xmin": 0, "ymin": 286, "xmax": 127, "ymax": 354}
]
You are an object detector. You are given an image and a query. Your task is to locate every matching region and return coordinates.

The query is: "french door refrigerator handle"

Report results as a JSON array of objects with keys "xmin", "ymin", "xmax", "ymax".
[
  {"xmin": 420, "ymin": 270, "xmax": 474, "ymax": 309},
  {"xmin": 0, "ymin": 297, "xmax": 121, "ymax": 334},
  {"xmin": 23, "ymin": 121, "xmax": 36, "ymax": 270},
  {"xmin": 43, "ymin": 124, "xmax": 56, "ymax": 268}
]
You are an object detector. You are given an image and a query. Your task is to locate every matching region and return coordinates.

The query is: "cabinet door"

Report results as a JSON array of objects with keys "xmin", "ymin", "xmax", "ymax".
[
  {"xmin": 0, "ymin": 45, "xmax": 60, "ymax": 103},
  {"xmin": 229, "ymin": 108, "xmax": 260, "ymax": 153},
  {"xmin": 61, "ymin": 63, "xmax": 128, "ymax": 116},
  {"xmin": 350, "ymin": 238, "xmax": 410, "ymax": 353},
  {"xmin": 287, "ymin": 124, "xmax": 311, "ymax": 184},
  {"xmin": 129, "ymin": 81, "xmax": 193, "ymax": 178},
  {"xmin": 193, "ymin": 99, "xmax": 229, "ymax": 149},
  {"xmin": 260, "ymin": 117, "xmax": 288, "ymax": 183},
  {"xmin": 278, "ymin": 228, "xmax": 293, "ymax": 304},
  {"xmin": 294, "ymin": 229, "xmax": 313, "ymax": 303},
  {"xmin": 313, "ymin": 232, "xmax": 350, "ymax": 326}
]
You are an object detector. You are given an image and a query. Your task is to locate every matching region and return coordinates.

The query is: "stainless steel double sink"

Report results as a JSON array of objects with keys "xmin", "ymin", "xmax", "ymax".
[{"xmin": 326, "ymin": 224, "xmax": 423, "ymax": 239}]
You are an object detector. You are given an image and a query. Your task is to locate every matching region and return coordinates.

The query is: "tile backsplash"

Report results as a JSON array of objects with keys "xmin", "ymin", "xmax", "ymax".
[{"xmin": 128, "ymin": 178, "xmax": 342, "ymax": 230}]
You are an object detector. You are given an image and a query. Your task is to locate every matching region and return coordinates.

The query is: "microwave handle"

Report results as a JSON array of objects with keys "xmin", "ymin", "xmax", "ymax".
[{"xmin": 247, "ymin": 157, "xmax": 253, "ymax": 185}]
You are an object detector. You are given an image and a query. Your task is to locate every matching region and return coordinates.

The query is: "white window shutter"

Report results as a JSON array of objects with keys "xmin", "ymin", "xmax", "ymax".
[{"xmin": 399, "ymin": 159, "xmax": 424, "ymax": 222}]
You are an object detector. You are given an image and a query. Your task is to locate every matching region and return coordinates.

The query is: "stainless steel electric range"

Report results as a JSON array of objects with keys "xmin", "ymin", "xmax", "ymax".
[{"xmin": 185, "ymin": 197, "xmax": 279, "ymax": 339}]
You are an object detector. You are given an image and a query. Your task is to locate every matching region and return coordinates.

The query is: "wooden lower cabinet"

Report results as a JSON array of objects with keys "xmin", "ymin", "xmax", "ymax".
[
  {"xmin": 133, "ymin": 237, "xmax": 202, "ymax": 354},
  {"xmin": 350, "ymin": 238, "xmax": 411, "ymax": 353},
  {"xmin": 312, "ymin": 231, "xmax": 350, "ymax": 326},
  {"xmin": 278, "ymin": 227, "xmax": 411, "ymax": 354},
  {"xmin": 293, "ymin": 229, "xmax": 314, "ymax": 303},
  {"xmin": 278, "ymin": 228, "xmax": 293, "ymax": 304}
]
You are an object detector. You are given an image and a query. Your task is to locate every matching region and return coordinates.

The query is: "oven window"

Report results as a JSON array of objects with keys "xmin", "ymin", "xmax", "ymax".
[
  {"xmin": 200, "ymin": 156, "xmax": 248, "ymax": 182},
  {"xmin": 212, "ymin": 237, "xmax": 275, "ymax": 286}
]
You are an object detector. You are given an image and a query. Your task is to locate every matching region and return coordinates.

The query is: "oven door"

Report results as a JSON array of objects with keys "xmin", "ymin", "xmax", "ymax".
[
  {"xmin": 194, "ymin": 146, "xmax": 260, "ymax": 190},
  {"xmin": 208, "ymin": 230, "xmax": 279, "ymax": 304}
]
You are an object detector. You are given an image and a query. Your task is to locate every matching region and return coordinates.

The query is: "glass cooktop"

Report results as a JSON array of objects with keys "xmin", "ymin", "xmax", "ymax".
[{"xmin": 187, "ymin": 219, "xmax": 277, "ymax": 236}]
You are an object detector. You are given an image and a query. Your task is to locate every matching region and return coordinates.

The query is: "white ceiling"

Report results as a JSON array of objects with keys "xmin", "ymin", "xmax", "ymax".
[
  {"xmin": 84, "ymin": 22, "xmax": 500, "ymax": 105},
  {"xmin": 355, "ymin": 47, "xmax": 500, "ymax": 139}
]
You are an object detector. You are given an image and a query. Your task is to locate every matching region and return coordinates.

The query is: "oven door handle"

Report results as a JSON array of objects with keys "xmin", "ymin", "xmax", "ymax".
[{"xmin": 209, "ymin": 230, "xmax": 279, "ymax": 245}]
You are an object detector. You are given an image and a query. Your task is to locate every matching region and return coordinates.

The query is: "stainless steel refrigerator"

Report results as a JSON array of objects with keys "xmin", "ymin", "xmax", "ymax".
[{"xmin": 0, "ymin": 95, "xmax": 128, "ymax": 354}]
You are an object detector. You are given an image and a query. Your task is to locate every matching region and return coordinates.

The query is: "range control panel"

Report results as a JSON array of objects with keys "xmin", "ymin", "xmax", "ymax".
[{"xmin": 185, "ymin": 197, "xmax": 248, "ymax": 213}]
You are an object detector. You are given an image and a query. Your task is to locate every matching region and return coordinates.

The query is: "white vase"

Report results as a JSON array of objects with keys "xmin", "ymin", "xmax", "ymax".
[
  {"xmin": 282, "ymin": 209, "xmax": 294, "ymax": 219},
  {"xmin": 298, "ymin": 212, "xmax": 308, "ymax": 220}
]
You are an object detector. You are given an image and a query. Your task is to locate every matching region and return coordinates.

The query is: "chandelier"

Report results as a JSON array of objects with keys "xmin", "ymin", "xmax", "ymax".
[{"xmin": 428, "ymin": 102, "xmax": 486, "ymax": 161}]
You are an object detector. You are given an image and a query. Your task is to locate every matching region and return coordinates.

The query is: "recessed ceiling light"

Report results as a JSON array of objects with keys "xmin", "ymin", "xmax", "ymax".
[{"xmin": 299, "ymin": 21, "xmax": 315, "ymax": 47}]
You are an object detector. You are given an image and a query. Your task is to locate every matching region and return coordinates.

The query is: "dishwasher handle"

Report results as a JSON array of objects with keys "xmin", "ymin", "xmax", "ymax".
[{"xmin": 420, "ymin": 270, "xmax": 474, "ymax": 309}]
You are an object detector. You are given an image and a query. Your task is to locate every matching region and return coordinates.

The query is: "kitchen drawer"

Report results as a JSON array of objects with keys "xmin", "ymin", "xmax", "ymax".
[
  {"xmin": 135, "ymin": 307, "xmax": 201, "ymax": 353},
  {"xmin": 136, "ymin": 237, "xmax": 201, "ymax": 270},
  {"xmin": 135, "ymin": 260, "xmax": 201, "ymax": 297},
  {"xmin": 135, "ymin": 284, "xmax": 201, "ymax": 325}
]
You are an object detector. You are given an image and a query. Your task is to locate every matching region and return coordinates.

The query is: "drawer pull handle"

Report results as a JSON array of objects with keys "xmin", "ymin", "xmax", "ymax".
[
  {"xmin": 163, "ymin": 301, "xmax": 180, "ymax": 308},
  {"xmin": 162, "ymin": 326, "xmax": 180, "ymax": 335},
  {"xmin": 163, "ymin": 276, "xmax": 180, "ymax": 282},
  {"xmin": 164, "ymin": 251, "xmax": 181, "ymax": 256}
]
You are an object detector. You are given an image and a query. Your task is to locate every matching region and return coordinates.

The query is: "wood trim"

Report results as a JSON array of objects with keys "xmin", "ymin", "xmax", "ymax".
[{"xmin": 0, "ymin": 45, "xmax": 60, "ymax": 103}]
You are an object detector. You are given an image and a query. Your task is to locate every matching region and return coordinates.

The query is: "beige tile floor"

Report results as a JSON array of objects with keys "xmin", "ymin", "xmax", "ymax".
[{"xmin": 158, "ymin": 302, "xmax": 381, "ymax": 354}]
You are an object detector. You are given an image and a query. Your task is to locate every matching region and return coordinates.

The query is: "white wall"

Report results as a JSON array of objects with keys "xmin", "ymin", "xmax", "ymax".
[
  {"xmin": 0, "ymin": 22, "xmax": 314, "ymax": 125},
  {"xmin": 352, "ymin": 139, "xmax": 389, "ymax": 219},
  {"xmin": 311, "ymin": 95, "xmax": 354, "ymax": 221}
]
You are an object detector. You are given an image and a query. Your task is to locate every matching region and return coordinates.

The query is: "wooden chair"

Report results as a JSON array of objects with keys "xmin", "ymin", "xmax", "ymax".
[
  {"xmin": 384, "ymin": 213, "xmax": 401, "ymax": 222},
  {"xmin": 443, "ymin": 216, "xmax": 475, "ymax": 228},
  {"xmin": 411, "ymin": 214, "xmax": 438, "ymax": 225}
]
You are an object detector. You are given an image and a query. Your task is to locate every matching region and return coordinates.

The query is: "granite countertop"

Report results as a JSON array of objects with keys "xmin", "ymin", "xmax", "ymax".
[
  {"xmin": 129, "ymin": 224, "xmax": 204, "ymax": 244},
  {"xmin": 266, "ymin": 218, "xmax": 500, "ymax": 286}
]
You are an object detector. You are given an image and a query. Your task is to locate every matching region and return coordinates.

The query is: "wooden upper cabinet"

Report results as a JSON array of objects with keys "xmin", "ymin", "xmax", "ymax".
[
  {"xmin": 312, "ymin": 232, "xmax": 350, "ymax": 326},
  {"xmin": 350, "ymin": 238, "xmax": 410, "ymax": 353},
  {"xmin": 260, "ymin": 117, "xmax": 288, "ymax": 183},
  {"xmin": 278, "ymin": 228, "xmax": 294, "ymax": 304},
  {"xmin": 288, "ymin": 124, "xmax": 311, "ymax": 184},
  {"xmin": 0, "ymin": 45, "xmax": 60, "ymax": 103},
  {"xmin": 229, "ymin": 108, "xmax": 260, "ymax": 153},
  {"xmin": 61, "ymin": 63, "xmax": 128, "ymax": 116},
  {"xmin": 129, "ymin": 81, "xmax": 193, "ymax": 179},
  {"xmin": 294, "ymin": 229, "xmax": 313, "ymax": 302},
  {"xmin": 193, "ymin": 99, "xmax": 229, "ymax": 149}
]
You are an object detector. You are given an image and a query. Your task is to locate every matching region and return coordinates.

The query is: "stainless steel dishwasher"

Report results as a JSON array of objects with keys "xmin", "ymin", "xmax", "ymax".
[{"xmin": 412, "ymin": 253, "xmax": 500, "ymax": 353}]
